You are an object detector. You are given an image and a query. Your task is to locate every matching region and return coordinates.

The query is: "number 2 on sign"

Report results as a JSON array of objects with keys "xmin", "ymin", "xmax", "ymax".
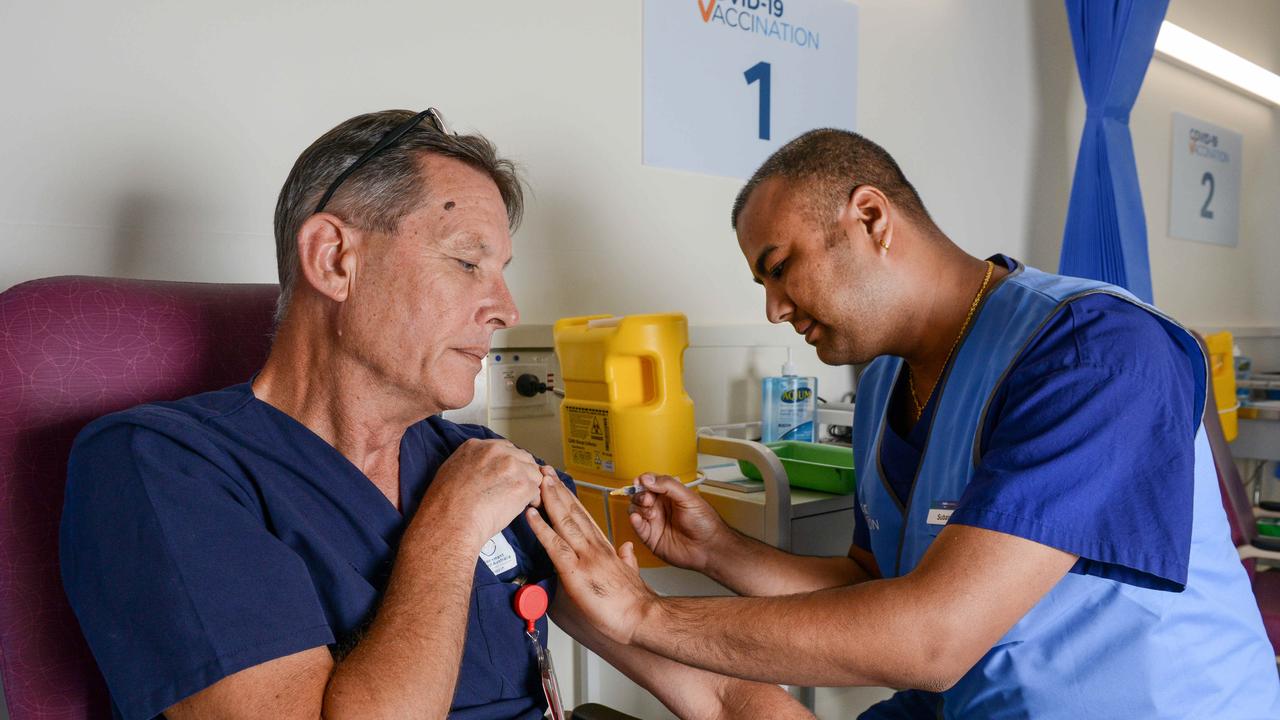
[
  {"xmin": 1200, "ymin": 171, "xmax": 1215, "ymax": 219},
  {"xmin": 744, "ymin": 61, "xmax": 771, "ymax": 140}
]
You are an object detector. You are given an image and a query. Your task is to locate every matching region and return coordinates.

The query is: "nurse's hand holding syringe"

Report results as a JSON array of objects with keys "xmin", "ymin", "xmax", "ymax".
[
  {"xmin": 619, "ymin": 473, "xmax": 722, "ymax": 575},
  {"xmin": 608, "ymin": 472, "xmax": 706, "ymax": 496}
]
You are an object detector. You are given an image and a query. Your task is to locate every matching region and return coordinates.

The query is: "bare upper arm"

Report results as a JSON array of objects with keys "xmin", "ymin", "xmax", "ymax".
[
  {"xmin": 901, "ymin": 523, "xmax": 1078, "ymax": 687},
  {"xmin": 164, "ymin": 646, "xmax": 333, "ymax": 720}
]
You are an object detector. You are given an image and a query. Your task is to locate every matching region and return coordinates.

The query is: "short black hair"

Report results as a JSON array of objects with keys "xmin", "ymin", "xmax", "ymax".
[{"xmin": 731, "ymin": 129, "xmax": 932, "ymax": 231}]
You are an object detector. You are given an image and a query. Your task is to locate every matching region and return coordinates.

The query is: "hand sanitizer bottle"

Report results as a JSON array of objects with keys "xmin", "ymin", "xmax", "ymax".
[{"xmin": 761, "ymin": 348, "xmax": 818, "ymax": 442}]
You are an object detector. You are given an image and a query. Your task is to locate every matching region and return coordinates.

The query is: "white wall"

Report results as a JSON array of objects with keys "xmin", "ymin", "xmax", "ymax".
[
  {"xmin": 1145, "ymin": 1, "xmax": 1280, "ymax": 370},
  {"xmin": 5, "ymin": 2, "xmax": 1272, "ymax": 338},
  {"xmin": 0, "ymin": 0, "xmax": 1071, "ymax": 318}
]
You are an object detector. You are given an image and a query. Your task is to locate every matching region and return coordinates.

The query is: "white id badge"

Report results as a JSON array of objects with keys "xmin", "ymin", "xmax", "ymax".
[
  {"xmin": 927, "ymin": 501, "xmax": 958, "ymax": 526},
  {"xmin": 480, "ymin": 532, "xmax": 518, "ymax": 576}
]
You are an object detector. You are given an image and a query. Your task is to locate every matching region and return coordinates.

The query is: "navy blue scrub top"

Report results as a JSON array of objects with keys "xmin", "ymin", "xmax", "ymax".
[
  {"xmin": 852, "ymin": 256, "xmax": 1199, "ymax": 592},
  {"xmin": 60, "ymin": 381, "xmax": 570, "ymax": 720}
]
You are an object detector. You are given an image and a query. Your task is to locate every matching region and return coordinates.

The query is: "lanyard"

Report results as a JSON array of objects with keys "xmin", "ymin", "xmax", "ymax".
[{"xmin": 514, "ymin": 583, "xmax": 566, "ymax": 720}]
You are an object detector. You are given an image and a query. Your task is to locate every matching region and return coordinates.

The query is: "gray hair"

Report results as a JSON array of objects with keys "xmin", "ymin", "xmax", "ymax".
[
  {"xmin": 272, "ymin": 109, "xmax": 525, "ymax": 324},
  {"xmin": 730, "ymin": 128, "xmax": 932, "ymax": 231}
]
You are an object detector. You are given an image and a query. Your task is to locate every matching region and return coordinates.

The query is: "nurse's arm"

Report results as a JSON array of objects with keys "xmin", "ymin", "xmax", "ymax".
[
  {"xmin": 549, "ymin": 564, "xmax": 815, "ymax": 719},
  {"xmin": 634, "ymin": 524, "xmax": 1077, "ymax": 691},
  {"xmin": 535, "ymin": 483, "xmax": 1078, "ymax": 694},
  {"xmin": 695, "ymin": 527, "xmax": 880, "ymax": 596}
]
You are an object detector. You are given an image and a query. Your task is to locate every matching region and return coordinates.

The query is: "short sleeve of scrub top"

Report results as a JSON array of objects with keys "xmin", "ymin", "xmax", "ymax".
[
  {"xmin": 853, "ymin": 291, "xmax": 1198, "ymax": 592},
  {"xmin": 60, "ymin": 421, "xmax": 335, "ymax": 720}
]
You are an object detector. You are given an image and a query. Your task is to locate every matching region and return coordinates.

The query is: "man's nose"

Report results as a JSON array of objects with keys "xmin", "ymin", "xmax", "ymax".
[
  {"xmin": 483, "ymin": 276, "xmax": 520, "ymax": 329},
  {"xmin": 765, "ymin": 284, "xmax": 793, "ymax": 325}
]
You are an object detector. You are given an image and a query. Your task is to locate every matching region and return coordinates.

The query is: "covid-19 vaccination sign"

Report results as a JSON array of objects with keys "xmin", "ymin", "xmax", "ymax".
[
  {"xmin": 1169, "ymin": 112, "xmax": 1242, "ymax": 248},
  {"xmin": 643, "ymin": 0, "xmax": 858, "ymax": 179}
]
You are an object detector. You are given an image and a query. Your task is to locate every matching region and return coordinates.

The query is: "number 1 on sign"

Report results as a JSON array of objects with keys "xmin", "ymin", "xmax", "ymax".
[{"xmin": 744, "ymin": 61, "xmax": 771, "ymax": 140}]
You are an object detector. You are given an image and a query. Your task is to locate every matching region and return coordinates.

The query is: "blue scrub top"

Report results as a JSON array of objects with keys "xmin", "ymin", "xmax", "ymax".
[
  {"xmin": 853, "ymin": 256, "xmax": 1198, "ymax": 591},
  {"xmin": 60, "ymin": 381, "xmax": 568, "ymax": 720}
]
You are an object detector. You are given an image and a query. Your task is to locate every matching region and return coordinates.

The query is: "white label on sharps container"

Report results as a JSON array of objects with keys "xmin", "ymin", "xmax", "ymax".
[
  {"xmin": 927, "ymin": 501, "xmax": 958, "ymax": 526},
  {"xmin": 480, "ymin": 532, "xmax": 518, "ymax": 576}
]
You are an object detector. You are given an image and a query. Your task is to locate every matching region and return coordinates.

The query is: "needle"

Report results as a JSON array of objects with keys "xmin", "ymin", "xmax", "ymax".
[{"xmin": 609, "ymin": 473, "xmax": 706, "ymax": 496}]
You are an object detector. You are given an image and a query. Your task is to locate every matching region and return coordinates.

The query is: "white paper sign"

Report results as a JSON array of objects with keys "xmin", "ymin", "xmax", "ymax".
[
  {"xmin": 1169, "ymin": 112, "xmax": 1242, "ymax": 247},
  {"xmin": 643, "ymin": 0, "xmax": 859, "ymax": 179}
]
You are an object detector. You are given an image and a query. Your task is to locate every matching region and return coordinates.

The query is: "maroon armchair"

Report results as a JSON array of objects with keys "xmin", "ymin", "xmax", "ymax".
[{"xmin": 0, "ymin": 276, "xmax": 277, "ymax": 720}]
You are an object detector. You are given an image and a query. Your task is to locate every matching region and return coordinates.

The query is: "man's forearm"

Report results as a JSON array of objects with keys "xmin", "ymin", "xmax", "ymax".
[
  {"xmin": 322, "ymin": 518, "xmax": 484, "ymax": 718},
  {"xmin": 706, "ymin": 528, "xmax": 869, "ymax": 596}
]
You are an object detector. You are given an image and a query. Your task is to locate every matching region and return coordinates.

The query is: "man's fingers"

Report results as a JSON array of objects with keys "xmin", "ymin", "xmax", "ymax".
[
  {"xmin": 529, "ymin": 467, "xmax": 554, "ymax": 508},
  {"xmin": 512, "ymin": 448, "xmax": 540, "ymax": 469}
]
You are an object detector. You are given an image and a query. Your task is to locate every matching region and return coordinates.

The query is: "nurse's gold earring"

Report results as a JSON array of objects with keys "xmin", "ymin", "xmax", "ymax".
[{"xmin": 879, "ymin": 237, "xmax": 890, "ymax": 253}]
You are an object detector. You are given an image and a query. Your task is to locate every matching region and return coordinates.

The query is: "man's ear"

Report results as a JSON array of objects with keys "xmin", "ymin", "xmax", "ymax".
[
  {"xmin": 295, "ymin": 213, "xmax": 359, "ymax": 303},
  {"xmin": 841, "ymin": 185, "xmax": 893, "ymax": 254}
]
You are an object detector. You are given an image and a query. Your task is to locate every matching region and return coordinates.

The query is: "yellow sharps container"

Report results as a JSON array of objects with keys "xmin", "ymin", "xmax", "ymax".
[
  {"xmin": 1205, "ymin": 330, "xmax": 1238, "ymax": 442},
  {"xmin": 554, "ymin": 313, "xmax": 697, "ymax": 567}
]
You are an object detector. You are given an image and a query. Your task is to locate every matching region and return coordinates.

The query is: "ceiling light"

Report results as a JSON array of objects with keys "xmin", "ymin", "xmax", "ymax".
[{"xmin": 1154, "ymin": 21, "xmax": 1280, "ymax": 106}]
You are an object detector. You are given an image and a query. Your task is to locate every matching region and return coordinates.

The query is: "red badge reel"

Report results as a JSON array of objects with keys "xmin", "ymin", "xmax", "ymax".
[
  {"xmin": 514, "ymin": 584, "xmax": 566, "ymax": 719},
  {"xmin": 514, "ymin": 583, "xmax": 549, "ymax": 634}
]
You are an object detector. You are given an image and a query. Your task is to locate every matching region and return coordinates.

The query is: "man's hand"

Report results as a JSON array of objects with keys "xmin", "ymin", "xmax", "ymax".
[
  {"xmin": 526, "ymin": 473, "xmax": 656, "ymax": 646},
  {"xmin": 627, "ymin": 473, "xmax": 730, "ymax": 573},
  {"xmin": 421, "ymin": 438, "xmax": 545, "ymax": 547}
]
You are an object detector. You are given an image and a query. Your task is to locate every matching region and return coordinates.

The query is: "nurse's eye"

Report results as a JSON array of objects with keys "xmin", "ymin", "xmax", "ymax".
[
  {"xmin": 456, "ymin": 259, "xmax": 479, "ymax": 273},
  {"xmin": 768, "ymin": 260, "xmax": 786, "ymax": 280}
]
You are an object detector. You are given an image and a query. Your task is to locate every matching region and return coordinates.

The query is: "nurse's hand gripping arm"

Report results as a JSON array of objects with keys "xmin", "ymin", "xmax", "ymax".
[
  {"xmin": 164, "ymin": 438, "xmax": 545, "ymax": 720},
  {"xmin": 531, "ymin": 472, "xmax": 1078, "ymax": 692},
  {"xmin": 629, "ymin": 473, "xmax": 878, "ymax": 596},
  {"xmin": 550, "ymin": 548, "xmax": 814, "ymax": 720}
]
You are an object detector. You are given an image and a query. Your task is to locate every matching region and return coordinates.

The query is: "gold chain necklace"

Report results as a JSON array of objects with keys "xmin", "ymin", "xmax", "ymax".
[{"xmin": 907, "ymin": 260, "xmax": 995, "ymax": 422}]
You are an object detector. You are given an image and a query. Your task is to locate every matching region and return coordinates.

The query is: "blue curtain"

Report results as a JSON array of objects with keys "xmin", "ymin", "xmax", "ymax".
[{"xmin": 1059, "ymin": 0, "xmax": 1168, "ymax": 303}]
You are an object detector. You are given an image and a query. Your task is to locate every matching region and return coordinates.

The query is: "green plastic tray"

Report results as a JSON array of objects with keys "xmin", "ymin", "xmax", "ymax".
[
  {"xmin": 738, "ymin": 441, "xmax": 856, "ymax": 495},
  {"xmin": 1258, "ymin": 517, "xmax": 1280, "ymax": 537}
]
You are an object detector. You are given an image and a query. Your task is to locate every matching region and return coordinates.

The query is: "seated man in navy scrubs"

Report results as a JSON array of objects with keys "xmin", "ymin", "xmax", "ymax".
[{"xmin": 59, "ymin": 109, "xmax": 810, "ymax": 720}]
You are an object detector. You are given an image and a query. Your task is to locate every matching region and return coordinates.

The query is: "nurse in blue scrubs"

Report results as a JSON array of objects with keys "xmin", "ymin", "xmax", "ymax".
[
  {"xmin": 59, "ymin": 109, "xmax": 809, "ymax": 720},
  {"xmin": 529, "ymin": 128, "xmax": 1280, "ymax": 718}
]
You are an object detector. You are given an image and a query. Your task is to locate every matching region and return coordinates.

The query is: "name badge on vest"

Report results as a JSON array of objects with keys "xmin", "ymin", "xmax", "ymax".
[
  {"xmin": 927, "ymin": 501, "xmax": 958, "ymax": 526},
  {"xmin": 480, "ymin": 532, "xmax": 519, "ymax": 576}
]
